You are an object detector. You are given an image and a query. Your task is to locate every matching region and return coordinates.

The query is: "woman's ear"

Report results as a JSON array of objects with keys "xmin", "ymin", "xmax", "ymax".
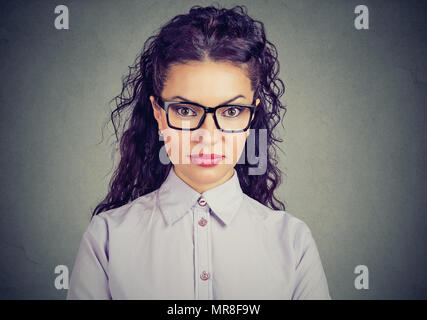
[
  {"xmin": 150, "ymin": 95, "xmax": 161, "ymax": 123},
  {"xmin": 248, "ymin": 98, "xmax": 260, "ymax": 130},
  {"xmin": 247, "ymin": 99, "xmax": 260, "ymax": 138}
]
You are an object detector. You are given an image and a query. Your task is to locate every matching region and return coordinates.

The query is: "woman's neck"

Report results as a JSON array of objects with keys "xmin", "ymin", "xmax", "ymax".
[{"xmin": 172, "ymin": 166, "xmax": 235, "ymax": 194}]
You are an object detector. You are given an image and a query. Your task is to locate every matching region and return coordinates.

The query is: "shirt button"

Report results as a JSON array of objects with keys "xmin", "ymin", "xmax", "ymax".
[
  {"xmin": 198, "ymin": 197, "xmax": 207, "ymax": 206},
  {"xmin": 200, "ymin": 271, "xmax": 210, "ymax": 281},
  {"xmin": 198, "ymin": 217, "xmax": 208, "ymax": 227}
]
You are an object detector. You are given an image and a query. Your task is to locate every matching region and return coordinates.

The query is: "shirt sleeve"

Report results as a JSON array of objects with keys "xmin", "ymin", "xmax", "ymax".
[
  {"xmin": 67, "ymin": 215, "xmax": 112, "ymax": 300},
  {"xmin": 291, "ymin": 223, "xmax": 331, "ymax": 300}
]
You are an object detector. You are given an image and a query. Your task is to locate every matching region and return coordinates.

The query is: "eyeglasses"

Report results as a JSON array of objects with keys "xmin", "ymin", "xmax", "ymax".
[{"xmin": 154, "ymin": 95, "xmax": 257, "ymax": 132}]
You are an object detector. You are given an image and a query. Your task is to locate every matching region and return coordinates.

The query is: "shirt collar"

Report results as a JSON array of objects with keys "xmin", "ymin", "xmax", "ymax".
[{"xmin": 157, "ymin": 166, "xmax": 244, "ymax": 226}]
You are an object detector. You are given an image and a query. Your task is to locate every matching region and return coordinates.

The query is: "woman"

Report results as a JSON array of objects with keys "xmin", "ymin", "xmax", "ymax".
[{"xmin": 67, "ymin": 4, "xmax": 331, "ymax": 300}]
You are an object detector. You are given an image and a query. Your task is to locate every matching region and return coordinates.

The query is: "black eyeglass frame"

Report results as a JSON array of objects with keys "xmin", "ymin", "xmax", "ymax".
[{"xmin": 154, "ymin": 95, "xmax": 257, "ymax": 133}]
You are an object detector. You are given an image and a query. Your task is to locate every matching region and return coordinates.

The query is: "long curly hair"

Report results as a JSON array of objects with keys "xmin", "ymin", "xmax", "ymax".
[{"xmin": 92, "ymin": 4, "xmax": 287, "ymax": 218}]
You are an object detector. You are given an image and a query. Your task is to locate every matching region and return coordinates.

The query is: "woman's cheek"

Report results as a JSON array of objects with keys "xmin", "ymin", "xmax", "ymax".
[
  {"xmin": 162, "ymin": 129, "xmax": 185, "ymax": 165},
  {"xmin": 223, "ymin": 134, "xmax": 247, "ymax": 165}
]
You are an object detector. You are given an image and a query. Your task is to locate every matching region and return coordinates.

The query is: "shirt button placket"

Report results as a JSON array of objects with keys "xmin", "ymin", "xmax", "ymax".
[{"xmin": 196, "ymin": 196, "xmax": 210, "ymax": 299}]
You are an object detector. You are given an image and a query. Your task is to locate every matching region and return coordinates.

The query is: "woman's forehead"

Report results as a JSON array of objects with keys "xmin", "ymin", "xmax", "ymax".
[{"xmin": 162, "ymin": 61, "xmax": 253, "ymax": 103}]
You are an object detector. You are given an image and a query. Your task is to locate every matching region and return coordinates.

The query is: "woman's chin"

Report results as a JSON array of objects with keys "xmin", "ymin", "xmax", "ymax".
[{"xmin": 175, "ymin": 163, "xmax": 233, "ymax": 183}]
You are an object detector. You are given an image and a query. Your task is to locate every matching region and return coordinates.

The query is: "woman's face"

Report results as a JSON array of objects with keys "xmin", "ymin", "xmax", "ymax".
[{"xmin": 150, "ymin": 60, "xmax": 260, "ymax": 193}]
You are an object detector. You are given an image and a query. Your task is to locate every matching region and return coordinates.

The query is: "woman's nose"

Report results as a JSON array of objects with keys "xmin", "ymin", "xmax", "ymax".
[
  {"xmin": 196, "ymin": 113, "xmax": 220, "ymax": 145},
  {"xmin": 200, "ymin": 113, "xmax": 217, "ymax": 131}
]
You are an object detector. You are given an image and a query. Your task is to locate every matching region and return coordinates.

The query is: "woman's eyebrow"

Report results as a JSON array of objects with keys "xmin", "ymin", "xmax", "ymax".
[{"xmin": 170, "ymin": 94, "xmax": 246, "ymax": 105}]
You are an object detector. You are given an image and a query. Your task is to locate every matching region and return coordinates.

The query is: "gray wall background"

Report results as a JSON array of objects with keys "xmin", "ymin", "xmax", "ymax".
[{"xmin": 1, "ymin": 0, "xmax": 426, "ymax": 299}]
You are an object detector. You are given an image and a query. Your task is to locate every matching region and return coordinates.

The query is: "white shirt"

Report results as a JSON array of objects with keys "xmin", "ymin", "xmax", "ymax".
[{"xmin": 67, "ymin": 166, "xmax": 331, "ymax": 299}]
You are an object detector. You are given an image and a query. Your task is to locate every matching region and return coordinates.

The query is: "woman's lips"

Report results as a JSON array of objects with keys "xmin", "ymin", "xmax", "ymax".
[{"xmin": 189, "ymin": 154, "xmax": 225, "ymax": 167}]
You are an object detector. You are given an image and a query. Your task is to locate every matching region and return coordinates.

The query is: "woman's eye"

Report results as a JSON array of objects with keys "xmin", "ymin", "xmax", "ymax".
[
  {"xmin": 222, "ymin": 107, "xmax": 241, "ymax": 118},
  {"xmin": 176, "ymin": 106, "xmax": 196, "ymax": 117}
]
